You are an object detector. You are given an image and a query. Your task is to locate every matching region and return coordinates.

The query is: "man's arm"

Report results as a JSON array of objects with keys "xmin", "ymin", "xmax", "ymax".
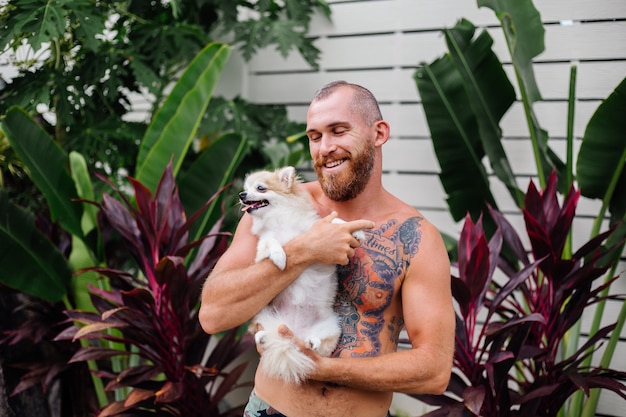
[
  {"xmin": 294, "ymin": 220, "xmax": 455, "ymax": 394},
  {"xmin": 199, "ymin": 212, "xmax": 375, "ymax": 334}
]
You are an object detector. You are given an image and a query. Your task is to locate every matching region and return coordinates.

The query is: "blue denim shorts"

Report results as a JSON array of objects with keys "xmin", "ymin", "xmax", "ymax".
[{"xmin": 243, "ymin": 390, "xmax": 286, "ymax": 416}]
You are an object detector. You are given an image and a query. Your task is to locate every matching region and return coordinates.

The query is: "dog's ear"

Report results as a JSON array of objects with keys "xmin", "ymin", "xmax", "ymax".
[{"xmin": 278, "ymin": 166, "xmax": 296, "ymax": 190}]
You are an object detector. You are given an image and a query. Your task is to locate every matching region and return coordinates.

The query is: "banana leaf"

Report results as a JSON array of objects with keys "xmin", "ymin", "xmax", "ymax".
[
  {"xmin": 0, "ymin": 189, "xmax": 71, "ymax": 301},
  {"xmin": 414, "ymin": 19, "xmax": 516, "ymax": 223},
  {"xmin": 444, "ymin": 19, "xmax": 522, "ymax": 206},
  {"xmin": 2, "ymin": 106, "xmax": 84, "ymax": 238},
  {"xmin": 576, "ymin": 77, "xmax": 626, "ymax": 225},
  {"xmin": 135, "ymin": 42, "xmax": 230, "ymax": 192},
  {"xmin": 178, "ymin": 132, "xmax": 248, "ymax": 241},
  {"xmin": 478, "ymin": 0, "xmax": 564, "ymax": 189}
]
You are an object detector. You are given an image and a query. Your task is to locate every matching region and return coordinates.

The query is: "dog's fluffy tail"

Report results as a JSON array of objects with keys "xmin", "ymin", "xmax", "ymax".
[{"xmin": 257, "ymin": 331, "xmax": 315, "ymax": 384}]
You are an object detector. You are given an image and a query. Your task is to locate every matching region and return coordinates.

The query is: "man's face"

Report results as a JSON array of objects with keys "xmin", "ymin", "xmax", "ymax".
[{"xmin": 306, "ymin": 88, "xmax": 376, "ymax": 201}]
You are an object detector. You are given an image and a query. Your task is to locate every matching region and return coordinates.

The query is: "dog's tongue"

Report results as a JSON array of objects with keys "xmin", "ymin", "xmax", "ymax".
[{"xmin": 240, "ymin": 201, "xmax": 262, "ymax": 213}]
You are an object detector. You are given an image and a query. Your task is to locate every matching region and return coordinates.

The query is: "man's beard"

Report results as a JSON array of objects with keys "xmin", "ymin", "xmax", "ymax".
[{"xmin": 314, "ymin": 140, "xmax": 375, "ymax": 202}]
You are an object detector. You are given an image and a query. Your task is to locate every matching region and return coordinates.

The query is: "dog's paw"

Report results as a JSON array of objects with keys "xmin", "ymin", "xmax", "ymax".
[
  {"xmin": 352, "ymin": 229, "xmax": 366, "ymax": 242},
  {"xmin": 269, "ymin": 248, "xmax": 287, "ymax": 270},
  {"xmin": 255, "ymin": 330, "xmax": 267, "ymax": 346},
  {"xmin": 306, "ymin": 336, "xmax": 321, "ymax": 351}
]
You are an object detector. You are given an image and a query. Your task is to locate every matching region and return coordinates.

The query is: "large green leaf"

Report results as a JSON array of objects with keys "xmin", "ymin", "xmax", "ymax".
[
  {"xmin": 415, "ymin": 53, "xmax": 496, "ymax": 223},
  {"xmin": 576, "ymin": 77, "xmax": 626, "ymax": 224},
  {"xmin": 179, "ymin": 132, "xmax": 248, "ymax": 240},
  {"xmin": 478, "ymin": 0, "xmax": 543, "ymax": 102},
  {"xmin": 69, "ymin": 151, "xmax": 98, "ymax": 236},
  {"xmin": 2, "ymin": 107, "xmax": 84, "ymax": 238},
  {"xmin": 444, "ymin": 19, "xmax": 522, "ymax": 206},
  {"xmin": 478, "ymin": 0, "xmax": 563, "ymax": 187},
  {"xmin": 135, "ymin": 42, "xmax": 231, "ymax": 192},
  {"xmin": 0, "ymin": 190, "xmax": 71, "ymax": 302}
]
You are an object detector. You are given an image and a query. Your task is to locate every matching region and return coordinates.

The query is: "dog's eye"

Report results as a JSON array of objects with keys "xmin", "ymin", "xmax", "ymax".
[{"xmin": 256, "ymin": 185, "xmax": 267, "ymax": 193}]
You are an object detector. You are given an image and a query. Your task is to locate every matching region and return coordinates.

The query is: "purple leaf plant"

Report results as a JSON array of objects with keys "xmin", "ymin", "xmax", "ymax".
[
  {"xmin": 56, "ymin": 162, "xmax": 254, "ymax": 417},
  {"xmin": 414, "ymin": 172, "xmax": 626, "ymax": 416}
]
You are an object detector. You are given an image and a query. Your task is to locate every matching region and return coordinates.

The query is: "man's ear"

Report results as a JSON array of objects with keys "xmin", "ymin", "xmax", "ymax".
[{"xmin": 374, "ymin": 120, "xmax": 390, "ymax": 146}]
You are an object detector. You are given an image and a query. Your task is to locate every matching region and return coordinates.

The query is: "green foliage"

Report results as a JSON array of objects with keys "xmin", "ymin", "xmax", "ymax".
[
  {"xmin": 414, "ymin": 1, "xmax": 626, "ymax": 416},
  {"xmin": 576, "ymin": 78, "xmax": 626, "ymax": 225},
  {"xmin": 0, "ymin": 0, "xmax": 328, "ymax": 203},
  {"xmin": 135, "ymin": 42, "xmax": 231, "ymax": 192},
  {"xmin": 0, "ymin": 189, "xmax": 71, "ymax": 301}
]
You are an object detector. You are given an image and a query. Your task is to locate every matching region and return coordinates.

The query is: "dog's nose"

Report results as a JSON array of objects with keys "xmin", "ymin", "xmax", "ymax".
[{"xmin": 239, "ymin": 192, "xmax": 247, "ymax": 200}]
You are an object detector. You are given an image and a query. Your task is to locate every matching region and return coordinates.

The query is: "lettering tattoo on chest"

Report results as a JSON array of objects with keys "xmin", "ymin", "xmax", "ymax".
[{"xmin": 334, "ymin": 217, "xmax": 422, "ymax": 357}]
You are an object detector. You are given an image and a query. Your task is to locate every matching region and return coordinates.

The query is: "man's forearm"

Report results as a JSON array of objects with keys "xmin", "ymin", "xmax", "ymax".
[
  {"xmin": 199, "ymin": 240, "xmax": 314, "ymax": 334},
  {"xmin": 314, "ymin": 347, "xmax": 452, "ymax": 395}
]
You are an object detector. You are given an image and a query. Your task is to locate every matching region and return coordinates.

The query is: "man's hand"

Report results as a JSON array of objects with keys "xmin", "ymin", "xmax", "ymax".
[
  {"xmin": 278, "ymin": 324, "xmax": 322, "ymax": 362},
  {"xmin": 293, "ymin": 212, "xmax": 374, "ymax": 266}
]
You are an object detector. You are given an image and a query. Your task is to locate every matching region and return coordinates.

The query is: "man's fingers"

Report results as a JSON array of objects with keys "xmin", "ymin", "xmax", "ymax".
[
  {"xmin": 347, "ymin": 219, "xmax": 375, "ymax": 232},
  {"xmin": 278, "ymin": 324, "xmax": 294, "ymax": 338},
  {"xmin": 322, "ymin": 211, "xmax": 339, "ymax": 222}
]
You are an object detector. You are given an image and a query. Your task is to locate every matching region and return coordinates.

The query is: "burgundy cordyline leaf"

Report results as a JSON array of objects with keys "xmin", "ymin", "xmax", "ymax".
[
  {"xmin": 457, "ymin": 214, "xmax": 492, "ymax": 310},
  {"xmin": 485, "ymin": 313, "xmax": 545, "ymax": 337},
  {"xmin": 550, "ymin": 186, "xmax": 579, "ymax": 255},
  {"xmin": 488, "ymin": 205, "xmax": 529, "ymax": 265},
  {"xmin": 462, "ymin": 385, "xmax": 485, "ymax": 415},
  {"xmin": 582, "ymin": 375, "xmax": 626, "ymax": 400},
  {"xmin": 124, "ymin": 387, "xmax": 155, "ymax": 407},
  {"xmin": 97, "ymin": 400, "xmax": 126, "ymax": 417},
  {"xmin": 451, "ymin": 276, "xmax": 471, "ymax": 317},
  {"xmin": 515, "ymin": 383, "xmax": 560, "ymax": 404},
  {"xmin": 109, "ymin": 365, "xmax": 162, "ymax": 389},
  {"xmin": 524, "ymin": 180, "xmax": 544, "ymax": 224},
  {"xmin": 489, "ymin": 258, "xmax": 543, "ymax": 319},
  {"xmin": 458, "ymin": 214, "xmax": 481, "ymax": 281},
  {"xmin": 523, "ymin": 212, "xmax": 556, "ymax": 273},
  {"xmin": 540, "ymin": 172, "xmax": 560, "ymax": 232},
  {"xmin": 68, "ymin": 347, "xmax": 130, "ymax": 363},
  {"xmin": 155, "ymin": 380, "xmax": 184, "ymax": 403},
  {"xmin": 101, "ymin": 193, "xmax": 142, "ymax": 252}
]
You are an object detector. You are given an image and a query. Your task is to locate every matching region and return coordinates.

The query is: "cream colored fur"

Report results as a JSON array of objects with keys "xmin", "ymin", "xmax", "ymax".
[{"xmin": 239, "ymin": 166, "xmax": 362, "ymax": 384}]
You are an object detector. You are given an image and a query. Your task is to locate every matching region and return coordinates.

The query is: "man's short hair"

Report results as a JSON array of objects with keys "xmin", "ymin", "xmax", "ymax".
[{"xmin": 313, "ymin": 81, "xmax": 383, "ymax": 126}]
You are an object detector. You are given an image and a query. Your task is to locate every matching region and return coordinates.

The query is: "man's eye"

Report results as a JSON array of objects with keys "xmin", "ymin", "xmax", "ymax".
[
  {"xmin": 256, "ymin": 185, "xmax": 267, "ymax": 192},
  {"xmin": 333, "ymin": 128, "xmax": 347, "ymax": 135},
  {"xmin": 309, "ymin": 134, "xmax": 321, "ymax": 142}
]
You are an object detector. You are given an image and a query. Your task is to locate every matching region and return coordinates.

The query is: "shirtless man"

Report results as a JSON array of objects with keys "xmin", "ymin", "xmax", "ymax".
[{"xmin": 199, "ymin": 81, "xmax": 455, "ymax": 417}]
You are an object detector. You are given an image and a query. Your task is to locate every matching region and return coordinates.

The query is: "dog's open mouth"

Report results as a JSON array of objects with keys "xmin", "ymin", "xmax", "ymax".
[{"xmin": 240, "ymin": 199, "xmax": 269, "ymax": 213}]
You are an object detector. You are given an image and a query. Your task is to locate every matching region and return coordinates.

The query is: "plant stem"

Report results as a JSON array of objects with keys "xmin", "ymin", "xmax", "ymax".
[
  {"xmin": 62, "ymin": 295, "xmax": 108, "ymax": 408},
  {"xmin": 581, "ymin": 290, "xmax": 626, "ymax": 417}
]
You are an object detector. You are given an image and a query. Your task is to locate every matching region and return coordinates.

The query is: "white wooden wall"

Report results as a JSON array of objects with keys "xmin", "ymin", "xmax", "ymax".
[{"xmin": 216, "ymin": 0, "xmax": 626, "ymax": 415}]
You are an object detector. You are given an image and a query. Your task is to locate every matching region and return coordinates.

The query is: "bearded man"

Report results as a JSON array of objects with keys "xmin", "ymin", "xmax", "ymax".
[{"xmin": 200, "ymin": 81, "xmax": 455, "ymax": 417}]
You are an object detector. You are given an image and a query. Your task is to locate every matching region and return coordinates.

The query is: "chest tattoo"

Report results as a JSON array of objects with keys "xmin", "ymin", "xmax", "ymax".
[{"xmin": 334, "ymin": 217, "xmax": 422, "ymax": 357}]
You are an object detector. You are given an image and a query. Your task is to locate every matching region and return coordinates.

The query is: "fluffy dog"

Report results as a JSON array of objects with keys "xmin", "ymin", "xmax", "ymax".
[{"xmin": 239, "ymin": 166, "xmax": 363, "ymax": 384}]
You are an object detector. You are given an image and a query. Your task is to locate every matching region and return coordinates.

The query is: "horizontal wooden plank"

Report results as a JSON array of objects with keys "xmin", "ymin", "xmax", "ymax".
[
  {"xmin": 309, "ymin": 0, "xmax": 499, "ymax": 36},
  {"xmin": 248, "ymin": 21, "xmax": 626, "ymax": 72},
  {"xmin": 339, "ymin": 101, "xmax": 599, "ymax": 138},
  {"xmin": 313, "ymin": 0, "xmax": 626, "ymax": 37},
  {"xmin": 506, "ymin": 61, "xmax": 626, "ymax": 101},
  {"xmin": 245, "ymin": 60, "xmax": 625, "ymax": 104}
]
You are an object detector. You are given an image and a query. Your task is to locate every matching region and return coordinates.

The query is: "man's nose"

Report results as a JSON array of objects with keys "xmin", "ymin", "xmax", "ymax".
[{"xmin": 319, "ymin": 135, "xmax": 337, "ymax": 156}]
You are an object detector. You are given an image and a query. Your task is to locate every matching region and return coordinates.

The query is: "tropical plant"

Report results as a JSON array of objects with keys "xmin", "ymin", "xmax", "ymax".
[
  {"xmin": 413, "ymin": 173, "xmax": 626, "ymax": 416},
  {"xmin": 413, "ymin": 1, "xmax": 626, "ymax": 414},
  {"xmin": 0, "ymin": 0, "xmax": 329, "ymax": 208},
  {"xmin": 0, "ymin": 40, "xmax": 248, "ymax": 416},
  {"xmin": 55, "ymin": 162, "xmax": 255, "ymax": 417}
]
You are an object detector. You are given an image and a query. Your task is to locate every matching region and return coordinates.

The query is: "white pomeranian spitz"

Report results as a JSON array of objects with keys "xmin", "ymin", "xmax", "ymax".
[{"xmin": 239, "ymin": 166, "xmax": 363, "ymax": 384}]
